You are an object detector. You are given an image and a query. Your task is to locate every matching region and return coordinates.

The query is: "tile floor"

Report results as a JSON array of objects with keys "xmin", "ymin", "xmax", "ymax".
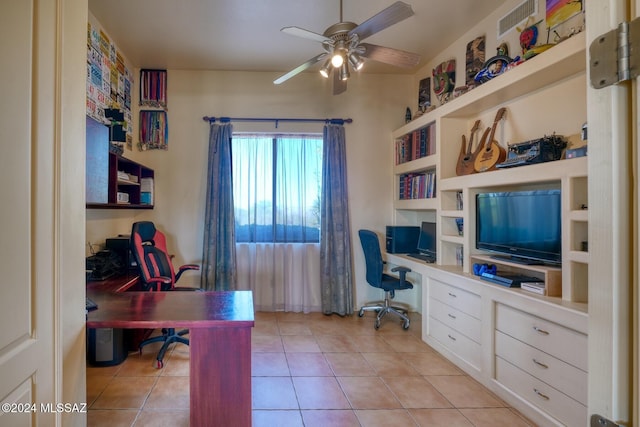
[{"xmin": 86, "ymin": 311, "xmax": 534, "ymax": 426}]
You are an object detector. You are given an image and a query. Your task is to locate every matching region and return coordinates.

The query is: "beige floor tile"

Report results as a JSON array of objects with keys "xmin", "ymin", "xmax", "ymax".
[
  {"xmin": 355, "ymin": 408, "xmax": 419, "ymax": 426},
  {"xmin": 383, "ymin": 376, "xmax": 452, "ymax": 409},
  {"xmin": 252, "ymin": 377, "xmax": 299, "ymax": 409},
  {"xmin": 409, "ymin": 408, "xmax": 474, "ymax": 426},
  {"xmin": 301, "ymin": 409, "xmax": 360, "ymax": 427},
  {"xmin": 161, "ymin": 350, "xmax": 190, "ymax": 376},
  {"xmin": 349, "ymin": 335, "xmax": 394, "ymax": 352},
  {"xmin": 91, "ymin": 376, "xmax": 157, "ymax": 409},
  {"xmin": 459, "ymin": 407, "xmax": 534, "ymax": 426},
  {"xmin": 292, "ymin": 377, "xmax": 351, "ymax": 409},
  {"xmin": 252, "ymin": 409, "xmax": 304, "ymax": 426},
  {"xmin": 324, "ymin": 352, "xmax": 376, "ymax": 376},
  {"xmin": 337, "ymin": 377, "xmax": 402, "ymax": 409},
  {"xmin": 87, "ymin": 409, "xmax": 138, "ymax": 427},
  {"xmin": 402, "ymin": 351, "xmax": 464, "ymax": 376},
  {"xmin": 87, "ymin": 364, "xmax": 122, "ymax": 378},
  {"xmin": 382, "ymin": 334, "xmax": 433, "ymax": 352},
  {"xmin": 281, "ymin": 335, "xmax": 321, "ymax": 352},
  {"xmin": 286, "ymin": 352, "xmax": 333, "ymax": 376},
  {"xmin": 362, "ymin": 353, "xmax": 420, "ymax": 377},
  {"xmin": 133, "ymin": 409, "xmax": 189, "ymax": 427},
  {"xmin": 252, "ymin": 334, "xmax": 284, "ymax": 352},
  {"xmin": 252, "ymin": 319, "xmax": 279, "ymax": 336},
  {"xmin": 315, "ymin": 335, "xmax": 361, "ymax": 352},
  {"xmin": 426, "ymin": 376, "xmax": 505, "ymax": 408},
  {"xmin": 252, "ymin": 352, "xmax": 291, "ymax": 376},
  {"xmin": 144, "ymin": 376, "xmax": 189, "ymax": 409},
  {"xmin": 86, "ymin": 375, "xmax": 112, "ymax": 406},
  {"xmin": 278, "ymin": 321, "xmax": 312, "ymax": 335},
  {"xmin": 116, "ymin": 352, "xmax": 164, "ymax": 377},
  {"xmin": 254, "ymin": 312, "xmax": 277, "ymax": 322}
]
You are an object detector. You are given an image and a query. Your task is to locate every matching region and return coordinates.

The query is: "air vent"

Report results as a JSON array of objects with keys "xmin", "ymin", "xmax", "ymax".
[{"xmin": 497, "ymin": 0, "xmax": 537, "ymax": 38}]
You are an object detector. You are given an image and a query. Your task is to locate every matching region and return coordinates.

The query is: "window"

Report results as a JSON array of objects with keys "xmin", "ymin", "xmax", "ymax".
[{"xmin": 232, "ymin": 133, "xmax": 323, "ymax": 243}]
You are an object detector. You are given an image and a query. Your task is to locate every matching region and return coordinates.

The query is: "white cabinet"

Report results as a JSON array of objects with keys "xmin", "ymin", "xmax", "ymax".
[
  {"xmin": 426, "ymin": 278, "xmax": 482, "ymax": 371},
  {"xmin": 495, "ymin": 303, "xmax": 587, "ymax": 426}
]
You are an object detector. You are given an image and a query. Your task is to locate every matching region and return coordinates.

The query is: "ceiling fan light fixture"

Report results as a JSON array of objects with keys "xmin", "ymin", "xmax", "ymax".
[
  {"xmin": 319, "ymin": 59, "xmax": 332, "ymax": 78},
  {"xmin": 331, "ymin": 52, "xmax": 344, "ymax": 68},
  {"xmin": 348, "ymin": 53, "xmax": 364, "ymax": 71},
  {"xmin": 339, "ymin": 63, "xmax": 350, "ymax": 81}
]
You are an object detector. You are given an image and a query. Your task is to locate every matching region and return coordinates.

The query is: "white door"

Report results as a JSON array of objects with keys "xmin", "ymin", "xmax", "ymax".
[
  {"xmin": 586, "ymin": 0, "xmax": 635, "ymax": 424},
  {"xmin": 0, "ymin": 1, "xmax": 87, "ymax": 426}
]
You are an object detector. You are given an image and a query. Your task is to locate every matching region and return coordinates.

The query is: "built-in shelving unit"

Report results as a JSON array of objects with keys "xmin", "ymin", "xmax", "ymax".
[{"xmin": 391, "ymin": 31, "xmax": 588, "ymax": 305}]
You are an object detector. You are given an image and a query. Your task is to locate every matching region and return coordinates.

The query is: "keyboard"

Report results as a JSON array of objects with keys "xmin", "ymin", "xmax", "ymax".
[
  {"xmin": 407, "ymin": 253, "xmax": 435, "ymax": 263},
  {"xmin": 86, "ymin": 297, "xmax": 98, "ymax": 312}
]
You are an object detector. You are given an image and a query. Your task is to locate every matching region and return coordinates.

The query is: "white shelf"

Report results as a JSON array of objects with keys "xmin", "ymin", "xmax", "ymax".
[
  {"xmin": 440, "ymin": 157, "xmax": 587, "ymax": 191},
  {"xmin": 394, "ymin": 198, "xmax": 438, "ymax": 210},
  {"xmin": 568, "ymin": 250, "xmax": 589, "ymax": 264},
  {"xmin": 394, "ymin": 155, "xmax": 437, "ymax": 175},
  {"xmin": 441, "ymin": 235, "xmax": 464, "ymax": 245},
  {"xmin": 440, "ymin": 210, "xmax": 463, "ymax": 218}
]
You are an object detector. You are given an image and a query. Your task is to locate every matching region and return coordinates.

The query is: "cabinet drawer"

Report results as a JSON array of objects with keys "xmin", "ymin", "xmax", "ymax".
[
  {"xmin": 430, "ymin": 279, "xmax": 481, "ymax": 319},
  {"xmin": 495, "ymin": 304, "xmax": 587, "ymax": 371},
  {"xmin": 496, "ymin": 356, "xmax": 587, "ymax": 427},
  {"xmin": 429, "ymin": 317, "xmax": 481, "ymax": 369},
  {"xmin": 495, "ymin": 331, "xmax": 587, "ymax": 405},
  {"xmin": 430, "ymin": 297, "xmax": 481, "ymax": 343}
]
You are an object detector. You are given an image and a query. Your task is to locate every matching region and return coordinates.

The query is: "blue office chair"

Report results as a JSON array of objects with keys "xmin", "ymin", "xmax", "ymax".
[
  {"xmin": 130, "ymin": 221, "xmax": 200, "ymax": 368},
  {"xmin": 357, "ymin": 229, "xmax": 413, "ymax": 330}
]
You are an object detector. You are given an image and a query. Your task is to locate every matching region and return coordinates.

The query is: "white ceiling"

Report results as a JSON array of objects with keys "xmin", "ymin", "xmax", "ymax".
[{"xmin": 88, "ymin": 0, "xmax": 506, "ymax": 75}]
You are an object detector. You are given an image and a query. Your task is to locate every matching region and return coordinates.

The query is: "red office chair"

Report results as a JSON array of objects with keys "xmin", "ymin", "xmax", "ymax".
[{"xmin": 130, "ymin": 221, "xmax": 200, "ymax": 368}]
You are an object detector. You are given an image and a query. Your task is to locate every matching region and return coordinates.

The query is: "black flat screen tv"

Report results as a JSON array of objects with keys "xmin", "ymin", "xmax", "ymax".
[{"xmin": 476, "ymin": 190, "xmax": 561, "ymax": 265}]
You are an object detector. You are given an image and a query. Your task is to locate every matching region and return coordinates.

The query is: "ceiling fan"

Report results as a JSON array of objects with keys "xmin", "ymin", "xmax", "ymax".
[{"xmin": 274, "ymin": 0, "xmax": 421, "ymax": 95}]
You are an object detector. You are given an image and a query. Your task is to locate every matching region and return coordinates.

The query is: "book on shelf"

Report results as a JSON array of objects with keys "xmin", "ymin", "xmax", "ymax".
[
  {"xmin": 395, "ymin": 123, "xmax": 435, "ymax": 165},
  {"xmin": 399, "ymin": 171, "xmax": 436, "ymax": 200}
]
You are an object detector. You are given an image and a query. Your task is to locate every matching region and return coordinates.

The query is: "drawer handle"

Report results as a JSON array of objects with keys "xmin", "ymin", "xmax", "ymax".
[
  {"xmin": 448, "ymin": 313, "xmax": 457, "ymax": 319},
  {"xmin": 448, "ymin": 292, "xmax": 457, "ymax": 298},
  {"xmin": 532, "ymin": 358, "xmax": 549, "ymax": 369},
  {"xmin": 533, "ymin": 388, "xmax": 550, "ymax": 400},
  {"xmin": 447, "ymin": 334, "xmax": 457, "ymax": 341},
  {"xmin": 533, "ymin": 326, "xmax": 550, "ymax": 335}
]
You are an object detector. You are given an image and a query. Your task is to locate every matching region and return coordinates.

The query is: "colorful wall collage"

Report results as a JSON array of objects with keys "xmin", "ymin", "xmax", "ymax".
[{"xmin": 86, "ymin": 21, "xmax": 134, "ymax": 150}]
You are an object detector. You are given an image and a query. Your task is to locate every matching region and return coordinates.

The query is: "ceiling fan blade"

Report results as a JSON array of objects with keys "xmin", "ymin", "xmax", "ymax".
[
  {"xmin": 333, "ymin": 71, "xmax": 347, "ymax": 95},
  {"xmin": 274, "ymin": 53, "xmax": 327, "ymax": 85},
  {"xmin": 349, "ymin": 1, "xmax": 414, "ymax": 41},
  {"xmin": 360, "ymin": 43, "xmax": 421, "ymax": 68},
  {"xmin": 281, "ymin": 26, "xmax": 331, "ymax": 44}
]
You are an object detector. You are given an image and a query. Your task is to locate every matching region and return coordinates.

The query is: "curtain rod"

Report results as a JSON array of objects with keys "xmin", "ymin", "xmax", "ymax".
[{"xmin": 202, "ymin": 116, "xmax": 353, "ymax": 127}]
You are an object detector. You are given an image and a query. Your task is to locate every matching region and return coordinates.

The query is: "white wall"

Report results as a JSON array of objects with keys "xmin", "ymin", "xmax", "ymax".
[{"xmin": 86, "ymin": 61, "xmax": 417, "ymax": 310}]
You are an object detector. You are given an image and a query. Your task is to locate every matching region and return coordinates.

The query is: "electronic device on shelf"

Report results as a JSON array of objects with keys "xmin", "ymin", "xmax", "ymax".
[
  {"xmin": 480, "ymin": 272, "xmax": 544, "ymax": 288},
  {"xmin": 407, "ymin": 221, "xmax": 436, "ymax": 262},
  {"xmin": 496, "ymin": 134, "xmax": 568, "ymax": 168},
  {"xmin": 476, "ymin": 190, "xmax": 561, "ymax": 266},
  {"xmin": 385, "ymin": 226, "xmax": 420, "ymax": 254},
  {"xmin": 86, "ymin": 297, "xmax": 98, "ymax": 312}
]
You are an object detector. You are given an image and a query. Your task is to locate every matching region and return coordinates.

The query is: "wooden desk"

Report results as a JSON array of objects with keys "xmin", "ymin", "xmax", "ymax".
[{"xmin": 86, "ymin": 288, "xmax": 254, "ymax": 427}]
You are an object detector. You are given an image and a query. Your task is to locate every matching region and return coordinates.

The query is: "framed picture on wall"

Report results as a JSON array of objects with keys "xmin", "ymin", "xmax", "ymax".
[{"xmin": 418, "ymin": 77, "xmax": 431, "ymax": 112}]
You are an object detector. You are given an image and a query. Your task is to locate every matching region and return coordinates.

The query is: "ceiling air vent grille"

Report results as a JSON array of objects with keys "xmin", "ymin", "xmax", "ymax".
[{"xmin": 497, "ymin": 0, "xmax": 537, "ymax": 38}]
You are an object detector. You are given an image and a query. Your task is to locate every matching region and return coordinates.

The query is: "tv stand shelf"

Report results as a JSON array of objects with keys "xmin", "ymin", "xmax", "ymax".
[{"xmin": 471, "ymin": 254, "xmax": 562, "ymax": 297}]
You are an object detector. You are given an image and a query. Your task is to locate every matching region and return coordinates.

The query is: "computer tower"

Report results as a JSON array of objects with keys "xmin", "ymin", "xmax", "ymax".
[
  {"xmin": 87, "ymin": 328, "xmax": 128, "ymax": 366},
  {"xmin": 385, "ymin": 226, "xmax": 420, "ymax": 254}
]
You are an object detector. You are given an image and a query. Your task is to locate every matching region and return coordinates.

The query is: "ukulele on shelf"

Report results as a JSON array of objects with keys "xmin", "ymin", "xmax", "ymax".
[
  {"xmin": 474, "ymin": 107, "xmax": 507, "ymax": 172},
  {"xmin": 456, "ymin": 119, "xmax": 482, "ymax": 176}
]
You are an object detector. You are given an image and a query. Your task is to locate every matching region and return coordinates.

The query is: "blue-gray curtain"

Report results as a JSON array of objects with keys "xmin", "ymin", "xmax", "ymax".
[
  {"xmin": 201, "ymin": 122, "xmax": 237, "ymax": 290},
  {"xmin": 320, "ymin": 123, "xmax": 353, "ymax": 315}
]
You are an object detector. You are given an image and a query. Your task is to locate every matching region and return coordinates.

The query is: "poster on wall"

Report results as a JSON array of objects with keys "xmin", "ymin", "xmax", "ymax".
[
  {"xmin": 418, "ymin": 77, "xmax": 430, "ymax": 112},
  {"xmin": 86, "ymin": 21, "xmax": 134, "ymax": 150},
  {"xmin": 546, "ymin": 0, "xmax": 583, "ymax": 28}
]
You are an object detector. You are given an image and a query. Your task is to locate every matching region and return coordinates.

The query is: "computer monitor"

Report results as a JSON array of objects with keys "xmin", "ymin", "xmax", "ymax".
[{"xmin": 416, "ymin": 221, "xmax": 436, "ymax": 258}]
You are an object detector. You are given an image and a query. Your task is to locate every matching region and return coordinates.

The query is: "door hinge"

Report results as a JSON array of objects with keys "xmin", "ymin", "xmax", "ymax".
[
  {"xmin": 591, "ymin": 414, "xmax": 622, "ymax": 427},
  {"xmin": 590, "ymin": 18, "xmax": 640, "ymax": 88}
]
